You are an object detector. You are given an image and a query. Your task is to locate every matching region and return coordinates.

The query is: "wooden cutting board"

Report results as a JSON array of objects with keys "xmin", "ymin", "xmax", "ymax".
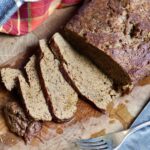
[{"xmin": 0, "ymin": 7, "xmax": 149, "ymax": 150}]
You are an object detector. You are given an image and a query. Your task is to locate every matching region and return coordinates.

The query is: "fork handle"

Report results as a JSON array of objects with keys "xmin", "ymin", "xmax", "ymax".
[{"xmin": 114, "ymin": 121, "xmax": 150, "ymax": 150}]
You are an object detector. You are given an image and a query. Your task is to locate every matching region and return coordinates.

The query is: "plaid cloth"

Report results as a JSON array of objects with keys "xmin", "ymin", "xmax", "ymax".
[
  {"xmin": 0, "ymin": 0, "xmax": 24, "ymax": 26},
  {"xmin": 0, "ymin": 0, "xmax": 81, "ymax": 35}
]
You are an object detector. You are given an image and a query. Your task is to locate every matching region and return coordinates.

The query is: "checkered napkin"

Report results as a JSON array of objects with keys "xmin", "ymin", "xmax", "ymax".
[{"xmin": 0, "ymin": 0, "xmax": 81, "ymax": 35}]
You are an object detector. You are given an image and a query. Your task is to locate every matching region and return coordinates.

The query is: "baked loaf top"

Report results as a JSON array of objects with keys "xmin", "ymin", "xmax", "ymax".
[
  {"xmin": 18, "ymin": 55, "xmax": 52, "ymax": 121},
  {"xmin": 51, "ymin": 33, "xmax": 119, "ymax": 110},
  {"xmin": 38, "ymin": 40, "xmax": 78, "ymax": 121},
  {"xmin": 65, "ymin": 0, "xmax": 150, "ymax": 83},
  {"xmin": 1, "ymin": 68, "xmax": 22, "ymax": 91}
]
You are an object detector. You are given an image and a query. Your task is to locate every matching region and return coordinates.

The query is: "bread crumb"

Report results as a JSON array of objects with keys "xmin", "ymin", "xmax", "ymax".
[
  {"xmin": 56, "ymin": 127, "xmax": 63, "ymax": 134},
  {"xmin": 90, "ymin": 129, "xmax": 106, "ymax": 138},
  {"xmin": 109, "ymin": 119, "xmax": 115, "ymax": 124}
]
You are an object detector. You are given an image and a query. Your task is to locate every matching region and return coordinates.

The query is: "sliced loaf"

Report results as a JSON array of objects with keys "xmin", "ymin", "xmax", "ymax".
[
  {"xmin": 38, "ymin": 40, "xmax": 78, "ymax": 121},
  {"xmin": 51, "ymin": 33, "xmax": 120, "ymax": 111},
  {"xmin": 18, "ymin": 55, "xmax": 52, "ymax": 121},
  {"xmin": 1, "ymin": 68, "xmax": 21, "ymax": 91},
  {"xmin": 64, "ymin": 0, "xmax": 150, "ymax": 86}
]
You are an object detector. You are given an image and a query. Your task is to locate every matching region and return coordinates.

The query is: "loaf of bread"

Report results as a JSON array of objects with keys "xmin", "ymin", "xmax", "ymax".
[
  {"xmin": 51, "ymin": 33, "xmax": 119, "ymax": 111},
  {"xmin": 38, "ymin": 40, "xmax": 78, "ymax": 121},
  {"xmin": 18, "ymin": 55, "xmax": 52, "ymax": 121},
  {"xmin": 1, "ymin": 68, "xmax": 22, "ymax": 91},
  {"xmin": 63, "ymin": 0, "xmax": 150, "ymax": 87}
]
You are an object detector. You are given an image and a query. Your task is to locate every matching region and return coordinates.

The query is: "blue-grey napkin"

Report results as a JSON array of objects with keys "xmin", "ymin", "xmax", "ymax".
[
  {"xmin": 0, "ymin": 0, "xmax": 39, "ymax": 26},
  {"xmin": 119, "ymin": 99, "xmax": 150, "ymax": 150},
  {"xmin": 0, "ymin": 0, "xmax": 24, "ymax": 26}
]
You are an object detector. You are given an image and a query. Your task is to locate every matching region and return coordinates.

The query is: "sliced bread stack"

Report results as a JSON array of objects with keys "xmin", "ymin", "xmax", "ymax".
[
  {"xmin": 1, "ymin": 41, "xmax": 78, "ymax": 122},
  {"xmin": 50, "ymin": 33, "xmax": 119, "ymax": 110},
  {"xmin": 1, "ymin": 33, "xmax": 119, "ymax": 123}
]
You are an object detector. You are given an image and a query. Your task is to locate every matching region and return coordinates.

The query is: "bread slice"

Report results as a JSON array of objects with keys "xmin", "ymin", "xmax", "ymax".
[
  {"xmin": 1, "ymin": 68, "xmax": 21, "ymax": 91},
  {"xmin": 50, "ymin": 33, "xmax": 120, "ymax": 111},
  {"xmin": 18, "ymin": 55, "xmax": 52, "ymax": 121},
  {"xmin": 38, "ymin": 40, "xmax": 78, "ymax": 121}
]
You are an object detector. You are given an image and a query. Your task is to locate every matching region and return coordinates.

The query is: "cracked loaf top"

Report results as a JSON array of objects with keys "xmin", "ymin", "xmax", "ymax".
[{"xmin": 65, "ymin": 0, "xmax": 150, "ymax": 84}]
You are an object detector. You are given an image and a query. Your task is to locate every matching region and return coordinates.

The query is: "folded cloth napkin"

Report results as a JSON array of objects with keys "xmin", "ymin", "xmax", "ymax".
[
  {"xmin": 0, "ymin": 0, "xmax": 24, "ymax": 26},
  {"xmin": 0, "ymin": 0, "xmax": 81, "ymax": 35},
  {"xmin": 119, "ymin": 99, "xmax": 150, "ymax": 150}
]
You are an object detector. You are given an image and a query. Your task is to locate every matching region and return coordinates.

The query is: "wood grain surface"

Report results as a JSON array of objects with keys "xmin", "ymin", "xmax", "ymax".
[{"xmin": 0, "ymin": 6, "xmax": 149, "ymax": 150}]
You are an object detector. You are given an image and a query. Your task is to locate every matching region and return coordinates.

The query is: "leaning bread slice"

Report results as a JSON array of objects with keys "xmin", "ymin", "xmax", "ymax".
[
  {"xmin": 38, "ymin": 40, "xmax": 78, "ymax": 121},
  {"xmin": 1, "ymin": 68, "xmax": 22, "ymax": 91},
  {"xmin": 51, "ymin": 33, "xmax": 120, "ymax": 111},
  {"xmin": 18, "ymin": 55, "xmax": 52, "ymax": 121}
]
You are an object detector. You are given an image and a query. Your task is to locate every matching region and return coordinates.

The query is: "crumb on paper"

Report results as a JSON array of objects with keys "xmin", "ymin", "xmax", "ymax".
[
  {"xmin": 125, "ymin": 100, "xmax": 129, "ymax": 103},
  {"xmin": 90, "ymin": 129, "xmax": 106, "ymax": 138},
  {"xmin": 106, "ymin": 101, "xmax": 114, "ymax": 114},
  {"xmin": 56, "ymin": 127, "xmax": 64, "ymax": 134},
  {"xmin": 138, "ymin": 76, "xmax": 150, "ymax": 86},
  {"xmin": 109, "ymin": 119, "xmax": 116, "ymax": 124},
  {"xmin": 0, "ymin": 136, "xmax": 3, "ymax": 143}
]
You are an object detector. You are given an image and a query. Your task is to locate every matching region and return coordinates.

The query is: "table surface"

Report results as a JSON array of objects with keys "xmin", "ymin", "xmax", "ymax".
[{"xmin": 0, "ymin": 6, "xmax": 149, "ymax": 150}]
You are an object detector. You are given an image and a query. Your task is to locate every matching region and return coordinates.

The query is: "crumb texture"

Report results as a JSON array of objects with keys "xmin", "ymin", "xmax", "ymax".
[
  {"xmin": 18, "ymin": 55, "xmax": 52, "ymax": 121},
  {"xmin": 1, "ymin": 68, "xmax": 21, "ymax": 91},
  {"xmin": 52, "ymin": 33, "xmax": 119, "ymax": 110},
  {"xmin": 39, "ymin": 40, "xmax": 78, "ymax": 120}
]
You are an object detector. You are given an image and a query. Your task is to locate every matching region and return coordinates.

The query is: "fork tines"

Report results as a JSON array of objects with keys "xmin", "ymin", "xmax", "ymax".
[{"xmin": 76, "ymin": 138, "xmax": 112, "ymax": 150}]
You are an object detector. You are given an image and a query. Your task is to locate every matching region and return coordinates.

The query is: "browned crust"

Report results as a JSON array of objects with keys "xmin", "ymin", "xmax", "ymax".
[
  {"xmin": 62, "ymin": 0, "xmax": 150, "ymax": 86},
  {"xmin": 36, "ymin": 42, "xmax": 74, "ymax": 122},
  {"xmin": 61, "ymin": 29, "xmax": 132, "ymax": 87},
  {"xmin": 50, "ymin": 39, "xmax": 105, "ymax": 113}
]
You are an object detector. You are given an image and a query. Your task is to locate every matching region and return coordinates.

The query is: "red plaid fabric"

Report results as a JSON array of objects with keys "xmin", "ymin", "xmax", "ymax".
[
  {"xmin": 60, "ymin": 0, "xmax": 81, "ymax": 7},
  {"xmin": 0, "ymin": 0, "xmax": 81, "ymax": 35}
]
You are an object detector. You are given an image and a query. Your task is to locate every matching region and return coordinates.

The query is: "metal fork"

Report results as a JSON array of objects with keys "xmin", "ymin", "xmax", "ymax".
[{"xmin": 76, "ymin": 121, "xmax": 150, "ymax": 150}]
